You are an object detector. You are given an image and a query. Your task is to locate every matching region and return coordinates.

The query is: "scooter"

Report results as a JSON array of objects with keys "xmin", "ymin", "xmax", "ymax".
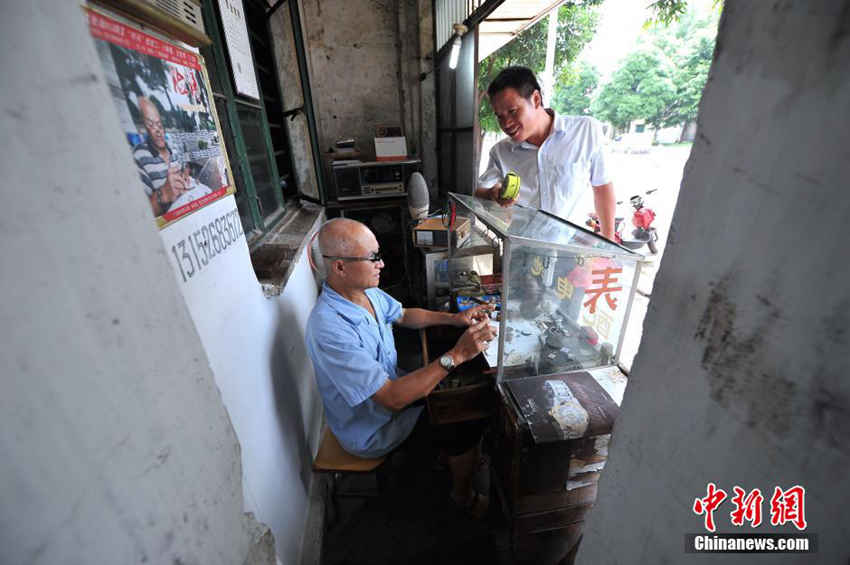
[{"xmin": 586, "ymin": 189, "xmax": 660, "ymax": 254}]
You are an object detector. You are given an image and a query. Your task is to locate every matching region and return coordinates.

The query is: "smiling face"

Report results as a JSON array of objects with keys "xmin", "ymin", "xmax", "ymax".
[{"xmin": 490, "ymin": 86, "xmax": 544, "ymax": 143}]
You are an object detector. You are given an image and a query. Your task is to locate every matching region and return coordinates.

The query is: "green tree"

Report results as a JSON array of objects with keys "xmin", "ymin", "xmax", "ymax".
[
  {"xmin": 551, "ymin": 62, "xmax": 600, "ymax": 116},
  {"xmin": 111, "ymin": 44, "xmax": 177, "ymax": 123},
  {"xmin": 666, "ymin": 35, "xmax": 713, "ymax": 127},
  {"xmin": 645, "ymin": 7, "xmax": 718, "ymax": 135},
  {"xmin": 477, "ymin": 1, "xmax": 602, "ymax": 133},
  {"xmin": 591, "ymin": 4, "xmax": 718, "ymax": 137},
  {"xmin": 645, "ymin": 0, "xmax": 689, "ymax": 26},
  {"xmin": 646, "ymin": 0, "xmax": 722, "ymax": 26},
  {"xmin": 592, "ymin": 52, "xmax": 676, "ymax": 132}
]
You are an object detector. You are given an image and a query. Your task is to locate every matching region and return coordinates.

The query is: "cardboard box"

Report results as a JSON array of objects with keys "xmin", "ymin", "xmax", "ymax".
[{"xmin": 413, "ymin": 217, "xmax": 471, "ymax": 248}]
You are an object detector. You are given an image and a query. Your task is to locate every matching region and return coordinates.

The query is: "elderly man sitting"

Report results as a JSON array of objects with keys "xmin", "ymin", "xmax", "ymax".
[{"xmin": 305, "ymin": 218, "xmax": 496, "ymax": 515}]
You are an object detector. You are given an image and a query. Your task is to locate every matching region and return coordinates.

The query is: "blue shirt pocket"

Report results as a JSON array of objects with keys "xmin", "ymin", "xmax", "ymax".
[{"xmin": 358, "ymin": 326, "xmax": 382, "ymax": 361}]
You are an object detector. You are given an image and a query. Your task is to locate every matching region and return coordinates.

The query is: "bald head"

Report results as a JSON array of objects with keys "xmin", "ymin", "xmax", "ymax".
[
  {"xmin": 318, "ymin": 218, "xmax": 372, "ymax": 261},
  {"xmin": 317, "ymin": 218, "xmax": 383, "ymax": 290},
  {"xmin": 138, "ymin": 97, "xmax": 166, "ymax": 151},
  {"xmin": 138, "ymin": 97, "xmax": 156, "ymax": 117}
]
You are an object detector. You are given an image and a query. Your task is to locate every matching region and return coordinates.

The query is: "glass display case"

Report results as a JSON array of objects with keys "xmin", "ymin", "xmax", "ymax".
[{"xmin": 447, "ymin": 193, "xmax": 644, "ymax": 384}]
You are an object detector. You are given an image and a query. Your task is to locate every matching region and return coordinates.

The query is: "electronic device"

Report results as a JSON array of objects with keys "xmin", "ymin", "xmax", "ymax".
[
  {"xmin": 413, "ymin": 217, "xmax": 471, "ymax": 248},
  {"xmin": 95, "ymin": 0, "xmax": 208, "ymax": 46},
  {"xmin": 407, "ymin": 172, "xmax": 430, "ymax": 220},
  {"xmin": 140, "ymin": 0, "xmax": 203, "ymax": 33},
  {"xmin": 328, "ymin": 159, "xmax": 421, "ymax": 202}
]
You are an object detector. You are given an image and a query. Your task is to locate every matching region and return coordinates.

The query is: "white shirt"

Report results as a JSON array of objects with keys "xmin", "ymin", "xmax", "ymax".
[{"xmin": 479, "ymin": 112, "xmax": 610, "ymax": 221}]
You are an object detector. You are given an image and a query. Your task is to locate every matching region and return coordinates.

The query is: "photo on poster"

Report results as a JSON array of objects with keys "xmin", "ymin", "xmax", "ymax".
[{"xmin": 87, "ymin": 8, "xmax": 235, "ymax": 227}]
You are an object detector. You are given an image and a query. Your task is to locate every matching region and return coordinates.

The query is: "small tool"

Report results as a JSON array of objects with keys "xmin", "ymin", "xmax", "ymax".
[{"xmin": 500, "ymin": 171, "xmax": 521, "ymax": 200}]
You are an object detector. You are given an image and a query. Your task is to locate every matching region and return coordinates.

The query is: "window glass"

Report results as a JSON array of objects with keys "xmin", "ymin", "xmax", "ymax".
[{"xmin": 214, "ymin": 97, "xmax": 256, "ymax": 233}]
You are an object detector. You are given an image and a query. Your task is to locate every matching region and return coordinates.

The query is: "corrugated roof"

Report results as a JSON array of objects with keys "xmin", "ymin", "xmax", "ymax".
[{"xmin": 478, "ymin": 0, "xmax": 564, "ymax": 61}]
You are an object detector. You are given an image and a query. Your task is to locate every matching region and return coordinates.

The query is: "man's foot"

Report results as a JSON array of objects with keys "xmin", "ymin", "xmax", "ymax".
[{"xmin": 451, "ymin": 489, "xmax": 489, "ymax": 520}]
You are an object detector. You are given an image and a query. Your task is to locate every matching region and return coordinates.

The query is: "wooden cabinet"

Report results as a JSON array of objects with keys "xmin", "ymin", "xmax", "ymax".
[{"xmin": 489, "ymin": 369, "xmax": 624, "ymax": 564}]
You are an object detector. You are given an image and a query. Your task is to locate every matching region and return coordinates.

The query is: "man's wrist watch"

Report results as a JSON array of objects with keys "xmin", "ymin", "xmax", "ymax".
[{"xmin": 439, "ymin": 353, "xmax": 456, "ymax": 372}]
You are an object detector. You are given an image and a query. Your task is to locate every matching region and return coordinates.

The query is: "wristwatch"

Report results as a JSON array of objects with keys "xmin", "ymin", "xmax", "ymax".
[{"xmin": 439, "ymin": 353, "xmax": 456, "ymax": 372}]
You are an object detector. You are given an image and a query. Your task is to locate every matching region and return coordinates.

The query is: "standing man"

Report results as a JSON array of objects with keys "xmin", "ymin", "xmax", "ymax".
[
  {"xmin": 305, "ymin": 218, "xmax": 496, "ymax": 515},
  {"xmin": 476, "ymin": 66, "xmax": 616, "ymax": 240},
  {"xmin": 133, "ymin": 97, "xmax": 186, "ymax": 216}
]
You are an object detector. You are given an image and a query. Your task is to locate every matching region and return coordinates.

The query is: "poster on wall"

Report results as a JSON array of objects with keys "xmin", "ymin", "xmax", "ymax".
[
  {"xmin": 217, "ymin": 0, "xmax": 260, "ymax": 100},
  {"xmin": 87, "ymin": 8, "xmax": 235, "ymax": 228}
]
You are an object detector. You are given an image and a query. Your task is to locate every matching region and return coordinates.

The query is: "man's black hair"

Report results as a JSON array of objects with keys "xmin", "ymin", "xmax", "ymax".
[{"xmin": 487, "ymin": 66, "xmax": 542, "ymax": 101}]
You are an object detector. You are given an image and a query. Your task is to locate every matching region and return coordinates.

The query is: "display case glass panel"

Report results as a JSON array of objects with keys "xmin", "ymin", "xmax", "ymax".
[{"xmin": 448, "ymin": 193, "xmax": 643, "ymax": 383}]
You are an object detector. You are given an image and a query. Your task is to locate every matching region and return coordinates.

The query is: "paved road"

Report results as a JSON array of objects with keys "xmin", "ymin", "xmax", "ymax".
[{"xmin": 592, "ymin": 144, "xmax": 691, "ymax": 370}]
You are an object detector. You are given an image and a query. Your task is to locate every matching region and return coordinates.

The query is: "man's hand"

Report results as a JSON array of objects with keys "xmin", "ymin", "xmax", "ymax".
[
  {"xmin": 476, "ymin": 184, "xmax": 516, "ymax": 208},
  {"xmin": 592, "ymin": 182, "xmax": 616, "ymax": 241},
  {"xmin": 161, "ymin": 164, "xmax": 187, "ymax": 203},
  {"xmin": 488, "ymin": 184, "xmax": 517, "ymax": 208},
  {"xmin": 452, "ymin": 304, "xmax": 493, "ymax": 327},
  {"xmin": 448, "ymin": 319, "xmax": 497, "ymax": 365},
  {"xmin": 372, "ymin": 316, "xmax": 496, "ymax": 411}
]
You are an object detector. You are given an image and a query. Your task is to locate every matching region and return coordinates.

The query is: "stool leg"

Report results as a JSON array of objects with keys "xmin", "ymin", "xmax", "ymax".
[
  {"xmin": 376, "ymin": 463, "xmax": 388, "ymax": 493},
  {"xmin": 326, "ymin": 473, "xmax": 339, "ymax": 529}
]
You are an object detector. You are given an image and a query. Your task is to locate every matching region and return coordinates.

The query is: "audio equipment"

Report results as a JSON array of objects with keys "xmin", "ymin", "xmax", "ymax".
[{"xmin": 327, "ymin": 159, "xmax": 421, "ymax": 202}]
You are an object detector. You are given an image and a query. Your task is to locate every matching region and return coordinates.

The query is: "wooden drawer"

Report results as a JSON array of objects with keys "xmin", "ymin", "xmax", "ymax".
[
  {"xmin": 515, "ymin": 505, "xmax": 591, "ymax": 535},
  {"xmin": 515, "ymin": 483, "xmax": 598, "ymax": 516},
  {"xmin": 513, "ymin": 522, "xmax": 584, "ymax": 565},
  {"xmin": 491, "ymin": 391, "xmax": 608, "ymax": 515}
]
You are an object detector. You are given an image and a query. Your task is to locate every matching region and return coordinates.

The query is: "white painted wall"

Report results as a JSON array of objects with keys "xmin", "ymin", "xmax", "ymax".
[
  {"xmin": 580, "ymin": 2, "xmax": 850, "ymax": 563},
  {"xmin": 1, "ymin": 3, "xmax": 324, "ymax": 564},
  {"xmin": 0, "ymin": 4, "xmax": 257, "ymax": 564},
  {"xmin": 159, "ymin": 197, "xmax": 324, "ymax": 564}
]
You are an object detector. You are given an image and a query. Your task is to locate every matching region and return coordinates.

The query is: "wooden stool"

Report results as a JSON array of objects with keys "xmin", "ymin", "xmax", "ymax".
[
  {"xmin": 313, "ymin": 427, "xmax": 385, "ymax": 472},
  {"xmin": 313, "ymin": 427, "xmax": 386, "ymax": 526}
]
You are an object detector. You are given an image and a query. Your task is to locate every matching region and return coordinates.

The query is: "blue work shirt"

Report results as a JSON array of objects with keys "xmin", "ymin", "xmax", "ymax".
[{"xmin": 306, "ymin": 283, "xmax": 422, "ymax": 457}]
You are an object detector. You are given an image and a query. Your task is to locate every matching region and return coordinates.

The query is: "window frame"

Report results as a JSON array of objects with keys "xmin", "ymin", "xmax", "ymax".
[{"xmin": 201, "ymin": 0, "xmax": 287, "ymax": 241}]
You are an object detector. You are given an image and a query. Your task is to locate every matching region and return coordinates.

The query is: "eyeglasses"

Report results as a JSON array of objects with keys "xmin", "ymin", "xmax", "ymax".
[{"xmin": 322, "ymin": 251, "xmax": 383, "ymax": 263}]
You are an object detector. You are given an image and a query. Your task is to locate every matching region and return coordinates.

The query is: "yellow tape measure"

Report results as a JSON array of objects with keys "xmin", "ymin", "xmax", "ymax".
[{"xmin": 500, "ymin": 171, "xmax": 520, "ymax": 201}]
